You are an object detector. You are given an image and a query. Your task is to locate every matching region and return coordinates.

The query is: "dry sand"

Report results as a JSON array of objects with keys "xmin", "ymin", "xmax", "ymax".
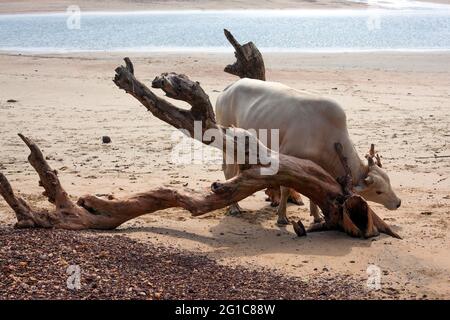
[{"xmin": 0, "ymin": 51, "xmax": 449, "ymax": 299}]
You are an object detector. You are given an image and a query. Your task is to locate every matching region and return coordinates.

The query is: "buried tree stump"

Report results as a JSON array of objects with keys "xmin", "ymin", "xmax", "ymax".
[{"xmin": 0, "ymin": 58, "xmax": 400, "ymax": 239}]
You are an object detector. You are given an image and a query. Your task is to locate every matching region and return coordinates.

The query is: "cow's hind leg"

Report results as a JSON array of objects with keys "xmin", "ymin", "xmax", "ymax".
[
  {"xmin": 276, "ymin": 187, "xmax": 290, "ymax": 225},
  {"xmin": 223, "ymin": 163, "xmax": 242, "ymax": 216},
  {"xmin": 310, "ymin": 201, "xmax": 324, "ymax": 223},
  {"xmin": 288, "ymin": 189, "xmax": 304, "ymax": 206}
]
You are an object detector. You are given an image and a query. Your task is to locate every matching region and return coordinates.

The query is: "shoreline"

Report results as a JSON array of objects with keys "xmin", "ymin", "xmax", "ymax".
[
  {"xmin": 0, "ymin": 0, "xmax": 450, "ymax": 14},
  {"xmin": 0, "ymin": 1, "xmax": 367, "ymax": 14},
  {"xmin": 0, "ymin": 0, "xmax": 448, "ymax": 15},
  {"xmin": 3, "ymin": 46, "xmax": 450, "ymax": 54},
  {"xmin": 2, "ymin": 5, "xmax": 450, "ymax": 16}
]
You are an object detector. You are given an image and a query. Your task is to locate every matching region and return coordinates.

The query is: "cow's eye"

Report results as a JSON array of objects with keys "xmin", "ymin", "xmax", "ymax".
[{"xmin": 376, "ymin": 191, "xmax": 383, "ymax": 195}]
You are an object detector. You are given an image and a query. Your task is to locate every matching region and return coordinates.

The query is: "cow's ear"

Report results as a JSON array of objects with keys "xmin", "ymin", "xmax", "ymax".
[
  {"xmin": 354, "ymin": 174, "xmax": 373, "ymax": 192},
  {"xmin": 354, "ymin": 181, "xmax": 367, "ymax": 193},
  {"xmin": 364, "ymin": 176, "xmax": 375, "ymax": 185}
]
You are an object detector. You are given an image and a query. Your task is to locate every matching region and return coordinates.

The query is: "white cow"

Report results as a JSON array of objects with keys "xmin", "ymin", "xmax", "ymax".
[{"xmin": 215, "ymin": 78, "xmax": 401, "ymax": 225}]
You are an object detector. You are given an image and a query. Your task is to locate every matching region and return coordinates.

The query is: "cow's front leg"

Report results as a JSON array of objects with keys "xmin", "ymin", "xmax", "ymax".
[
  {"xmin": 265, "ymin": 186, "xmax": 281, "ymax": 207},
  {"xmin": 228, "ymin": 203, "xmax": 243, "ymax": 216},
  {"xmin": 310, "ymin": 201, "xmax": 324, "ymax": 223},
  {"xmin": 223, "ymin": 163, "xmax": 242, "ymax": 216},
  {"xmin": 276, "ymin": 187, "xmax": 290, "ymax": 225}
]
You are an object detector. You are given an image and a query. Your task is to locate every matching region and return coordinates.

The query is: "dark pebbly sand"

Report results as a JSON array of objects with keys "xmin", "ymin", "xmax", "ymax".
[{"xmin": 0, "ymin": 228, "xmax": 383, "ymax": 300}]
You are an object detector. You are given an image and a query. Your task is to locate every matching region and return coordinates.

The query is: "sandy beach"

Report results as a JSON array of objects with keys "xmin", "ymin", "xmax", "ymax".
[
  {"xmin": 1, "ymin": 0, "xmax": 450, "ymax": 303},
  {"xmin": 0, "ymin": 50, "xmax": 449, "ymax": 299}
]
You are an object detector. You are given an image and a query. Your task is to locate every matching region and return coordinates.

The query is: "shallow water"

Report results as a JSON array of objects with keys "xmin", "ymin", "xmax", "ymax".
[{"xmin": 0, "ymin": 9, "xmax": 449, "ymax": 53}]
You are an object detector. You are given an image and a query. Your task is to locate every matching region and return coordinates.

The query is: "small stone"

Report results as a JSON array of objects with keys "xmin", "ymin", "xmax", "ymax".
[
  {"xmin": 102, "ymin": 136, "xmax": 112, "ymax": 144},
  {"xmin": 20, "ymin": 283, "xmax": 29, "ymax": 289},
  {"xmin": 7, "ymin": 99, "xmax": 18, "ymax": 103}
]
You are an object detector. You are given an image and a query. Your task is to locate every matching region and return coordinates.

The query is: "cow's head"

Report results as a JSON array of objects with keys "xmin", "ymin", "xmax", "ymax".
[{"xmin": 354, "ymin": 144, "xmax": 401, "ymax": 210}]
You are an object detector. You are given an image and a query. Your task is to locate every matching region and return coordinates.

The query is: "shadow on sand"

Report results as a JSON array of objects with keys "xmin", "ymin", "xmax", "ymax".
[{"xmin": 102, "ymin": 203, "xmax": 402, "ymax": 259}]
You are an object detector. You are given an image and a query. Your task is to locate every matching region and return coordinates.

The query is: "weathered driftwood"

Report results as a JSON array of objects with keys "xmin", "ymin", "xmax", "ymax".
[
  {"xmin": 0, "ymin": 131, "xmax": 341, "ymax": 230},
  {"xmin": 0, "ymin": 58, "xmax": 400, "ymax": 239},
  {"xmin": 224, "ymin": 29, "xmax": 266, "ymax": 81}
]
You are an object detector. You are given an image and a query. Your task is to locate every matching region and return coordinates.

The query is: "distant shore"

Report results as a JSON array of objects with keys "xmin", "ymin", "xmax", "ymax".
[
  {"xmin": 0, "ymin": 1, "xmax": 353, "ymax": 14},
  {"xmin": 1, "ymin": 0, "xmax": 450, "ymax": 15},
  {"xmin": 0, "ymin": 0, "xmax": 447, "ymax": 15}
]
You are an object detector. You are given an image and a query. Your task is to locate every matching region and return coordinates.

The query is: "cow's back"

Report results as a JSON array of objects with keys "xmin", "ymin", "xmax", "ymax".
[{"xmin": 215, "ymin": 78, "xmax": 353, "ymax": 177}]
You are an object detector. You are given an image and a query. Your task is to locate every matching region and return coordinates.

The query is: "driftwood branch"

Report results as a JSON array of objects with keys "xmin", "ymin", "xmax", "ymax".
[
  {"xmin": 224, "ymin": 29, "xmax": 266, "ymax": 81},
  {"xmin": 0, "ymin": 58, "xmax": 400, "ymax": 239},
  {"xmin": 0, "ymin": 133, "xmax": 339, "ymax": 230}
]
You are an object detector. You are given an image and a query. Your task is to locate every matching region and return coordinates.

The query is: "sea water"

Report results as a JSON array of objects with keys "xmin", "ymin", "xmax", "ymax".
[{"xmin": 0, "ymin": 8, "xmax": 449, "ymax": 53}]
